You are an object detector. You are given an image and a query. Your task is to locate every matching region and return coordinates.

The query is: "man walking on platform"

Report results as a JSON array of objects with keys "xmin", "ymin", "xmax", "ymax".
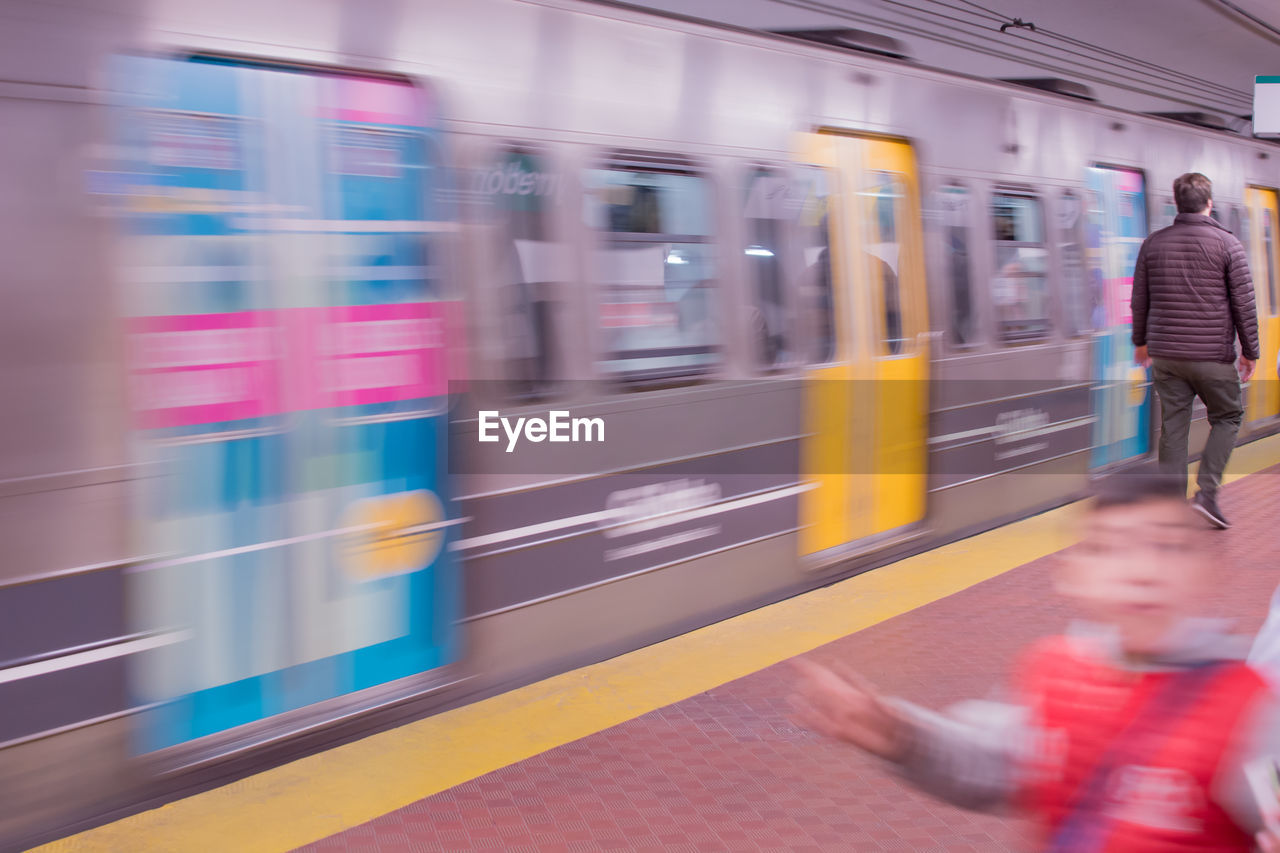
[{"xmin": 1131, "ymin": 172, "xmax": 1259, "ymax": 528}]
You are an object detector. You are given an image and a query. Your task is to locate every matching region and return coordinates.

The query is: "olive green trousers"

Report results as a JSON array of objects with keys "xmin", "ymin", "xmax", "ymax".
[{"xmin": 1151, "ymin": 357, "xmax": 1243, "ymax": 499}]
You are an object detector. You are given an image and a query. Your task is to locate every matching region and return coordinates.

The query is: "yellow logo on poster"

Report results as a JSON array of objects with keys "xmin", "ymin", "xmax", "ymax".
[
  {"xmin": 1127, "ymin": 366, "xmax": 1148, "ymax": 407},
  {"xmin": 337, "ymin": 490, "xmax": 445, "ymax": 581}
]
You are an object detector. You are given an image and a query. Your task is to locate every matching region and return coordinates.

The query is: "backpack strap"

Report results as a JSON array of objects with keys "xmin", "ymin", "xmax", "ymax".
[{"xmin": 1045, "ymin": 661, "xmax": 1229, "ymax": 853}]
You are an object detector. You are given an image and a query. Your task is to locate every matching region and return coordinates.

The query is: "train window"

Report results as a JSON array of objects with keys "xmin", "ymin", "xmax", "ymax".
[
  {"xmin": 991, "ymin": 192, "xmax": 1050, "ymax": 343},
  {"xmin": 1264, "ymin": 206, "xmax": 1279, "ymax": 313},
  {"xmin": 473, "ymin": 146, "xmax": 563, "ymax": 400},
  {"xmin": 1058, "ymin": 190, "xmax": 1093, "ymax": 336},
  {"xmin": 939, "ymin": 185, "xmax": 976, "ymax": 346},
  {"xmin": 1237, "ymin": 204, "xmax": 1258, "ymax": 307},
  {"xmin": 585, "ymin": 164, "xmax": 718, "ymax": 380},
  {"xmin": 743, "ymin": 167, "xmax": 791, "ymax": 368},
  {"xmin": 795, "ymin": 166, "xmax": 836, "ymax": 364},
  {"xmin": 1157, "ymin": 200, "xmax": 1177, "ymax": 231},
  {"xmin": 862, "ymin": 172, "xmax": 906, "ymax": 355}
]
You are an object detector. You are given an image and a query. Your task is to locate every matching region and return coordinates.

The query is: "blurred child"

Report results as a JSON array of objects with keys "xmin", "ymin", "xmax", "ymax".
[{"xmin": 791, "ymin": 467, "xmax": 1280, "ymax": 851}]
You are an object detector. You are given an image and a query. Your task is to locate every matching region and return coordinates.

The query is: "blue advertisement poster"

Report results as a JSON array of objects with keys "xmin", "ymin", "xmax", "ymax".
[
  {"xmin": 112, "ymin": 56, "xmax": 460, "ymax": 751},
  {"xmin": 1086, "ymin": 165, "xmax": 1152, "ymax": 469}
]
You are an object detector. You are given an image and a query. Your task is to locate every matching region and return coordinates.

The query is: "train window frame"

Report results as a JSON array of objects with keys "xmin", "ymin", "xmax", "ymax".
[
  {"xmin": 1262, "ymin": 203, "xmax": 1280, "ymax": 315},
  {"xmin": 741, "ymin": 163, "xmax": 800, "ymax": 372},
  {"xmin": 1121, "ymin": 165, "xmax": 1154, "ymax": 238},
  {"xmin": 1088, "ymin": 164, "xmax": 1152, "ymax": 231},
  {"xmin": 1229, "ymin": 202, "xmax": 1256, "ymax": 311},
  {"xmin": 467, "ymin": 140, "xmax": 567, "ymax": 403},
  {"xmin": 1056, "ymin": 188, "xmax": 1094, "ymax": 339},
  {"xmin": 1234, "ymin": 203, "xmax": 1248, "ymax": 249},
  {"xmin": 793, "ymin": 163, "xmax": 839, "ymax": 367},
  {"xmin": 990, "ymin": 187, "xmax": 1052, "ymax": 345},
  {"xmin": 583, "ymin": 151, "xmax": 721, "ymax": 387},
  {"xmin": 1086, "ymin": 162, "xmax": 1153, "ymax": 348},
  {"xmin": 936, "ymin": 181, "xmax": 981, "ymax": 351},
  {"xmin": 860, "ymin": 170, "xmax": 911, "ymax": 357}
]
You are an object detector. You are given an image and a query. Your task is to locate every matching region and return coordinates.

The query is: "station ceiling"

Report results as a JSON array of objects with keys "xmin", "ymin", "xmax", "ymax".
[{"xmin": 619, "ymin": 0, "xmax": 1280, "ymax": 129}]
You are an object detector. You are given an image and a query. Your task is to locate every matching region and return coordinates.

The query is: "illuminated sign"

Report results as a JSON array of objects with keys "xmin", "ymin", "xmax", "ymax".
[{"xmin": 1255, "ymin": 76, "xmax": 1280, "ymax": 135}]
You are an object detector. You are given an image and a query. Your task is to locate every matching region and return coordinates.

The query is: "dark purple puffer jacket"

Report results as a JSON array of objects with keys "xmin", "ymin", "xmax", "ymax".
[{"xmin": 1130, "ymin": 212, "xmax": 1259, "ymax": 363}]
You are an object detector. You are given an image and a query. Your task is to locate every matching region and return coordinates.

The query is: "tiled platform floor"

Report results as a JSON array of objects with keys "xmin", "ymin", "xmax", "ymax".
[{"xmin": 302, "ymin": 466, "xmax": 1280, "ymax": 852}]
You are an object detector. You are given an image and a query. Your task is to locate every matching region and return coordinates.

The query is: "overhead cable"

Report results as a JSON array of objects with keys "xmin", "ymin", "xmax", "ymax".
[
  {"xmin": 903, "ymin": 0, "xmax": 1249, "ymax": 108},
  {"xmin": 947, "ymin": 0, "xmax": 1251, "ymax": 104},
  {"xmin": 761, "ymin": 0, "xmax": 1252, "ymax": 114},
  {"xmin": 1205, "ymin": 0, "xmax": 1280, "ymax": 42}
]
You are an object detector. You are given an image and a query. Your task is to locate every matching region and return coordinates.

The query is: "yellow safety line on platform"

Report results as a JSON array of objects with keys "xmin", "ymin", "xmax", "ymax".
[{"xmin": 38, "ymin": 434, "xmax": 1280, "ymax": 853}]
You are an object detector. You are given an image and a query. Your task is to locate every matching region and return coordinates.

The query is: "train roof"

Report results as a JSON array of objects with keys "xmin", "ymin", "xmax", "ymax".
[{"xmin": 580, "ymin": 0, "xmax": 1277, "ymax": 148}]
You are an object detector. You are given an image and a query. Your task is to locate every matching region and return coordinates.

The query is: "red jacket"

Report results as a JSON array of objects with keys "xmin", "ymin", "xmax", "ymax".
[
  {"xmin": 894, "ymin": 627, "xmax": 1280, "ymax": 852},
  {"xmin": 1016, "ymin": 636, "xmax": 1269, "ymax": 851}
]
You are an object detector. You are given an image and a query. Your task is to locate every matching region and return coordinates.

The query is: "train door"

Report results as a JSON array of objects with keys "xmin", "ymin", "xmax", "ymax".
[
  {"xmin": 1245, "ymin": 187, "xmax": 1280, "ymax": 424},
  {"xmin": 796, "ymin": 132, "xmax": 929, "ymax": 562},
  {"xmin": 113, "ymin": 56, "xmax": 461, "ymax": 753},
  {"xmin": 1086, "ymin": 165, "xmax": 1152, "ymax": 468}
]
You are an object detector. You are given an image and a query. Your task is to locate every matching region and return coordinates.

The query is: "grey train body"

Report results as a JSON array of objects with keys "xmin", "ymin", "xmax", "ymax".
[{"xmin": 1, "ymin": 0, "xmax": 1276, "ymax": 846}]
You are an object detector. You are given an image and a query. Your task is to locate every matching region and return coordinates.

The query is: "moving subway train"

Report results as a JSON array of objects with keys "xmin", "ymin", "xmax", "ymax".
[{"xmin": 4, "ymin": 0, "xmax": 1280, "ymax": 844}]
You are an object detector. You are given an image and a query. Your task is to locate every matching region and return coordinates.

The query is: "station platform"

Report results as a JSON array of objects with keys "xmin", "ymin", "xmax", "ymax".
[{"xmin": 37, "ymin": 436, "xmax": 1280, "ymax": 853}]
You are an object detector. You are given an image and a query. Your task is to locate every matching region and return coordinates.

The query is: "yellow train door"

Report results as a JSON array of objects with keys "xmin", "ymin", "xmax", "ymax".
[
  {"xmin": 796, "ymin": 131, "xmax": 929, "ymax": 564},
  {"xmin": 1244, "ymin": 187, "xmax": 1280, "ymax": 424}
]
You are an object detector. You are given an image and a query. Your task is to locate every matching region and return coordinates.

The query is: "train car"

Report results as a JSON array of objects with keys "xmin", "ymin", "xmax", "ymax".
[{"xmin": 2, "ymin": 0, "xmax": 1278, "ymax": 846}]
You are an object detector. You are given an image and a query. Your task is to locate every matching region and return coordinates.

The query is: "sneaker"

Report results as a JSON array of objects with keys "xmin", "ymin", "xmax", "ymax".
[{"xmin": 1191, "ymin": 491, "xmax": 1231, "ymax": 529}]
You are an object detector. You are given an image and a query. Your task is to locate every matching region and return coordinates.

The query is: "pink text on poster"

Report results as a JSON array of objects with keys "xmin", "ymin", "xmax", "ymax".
[
  {"xmin": 129, "ymin": 303, "xmax": 450, "ymax": 428},
  {"xmin": 128, "ymin": 311, "xmax": 284, "ymax": 429},
  {"xmin": 1106, "ymin": 277, "xmax": 1134, "ymax": 327},
  {"xmin": 311, "ymin": 302, "xmax": 448, "ymax": 408}
]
